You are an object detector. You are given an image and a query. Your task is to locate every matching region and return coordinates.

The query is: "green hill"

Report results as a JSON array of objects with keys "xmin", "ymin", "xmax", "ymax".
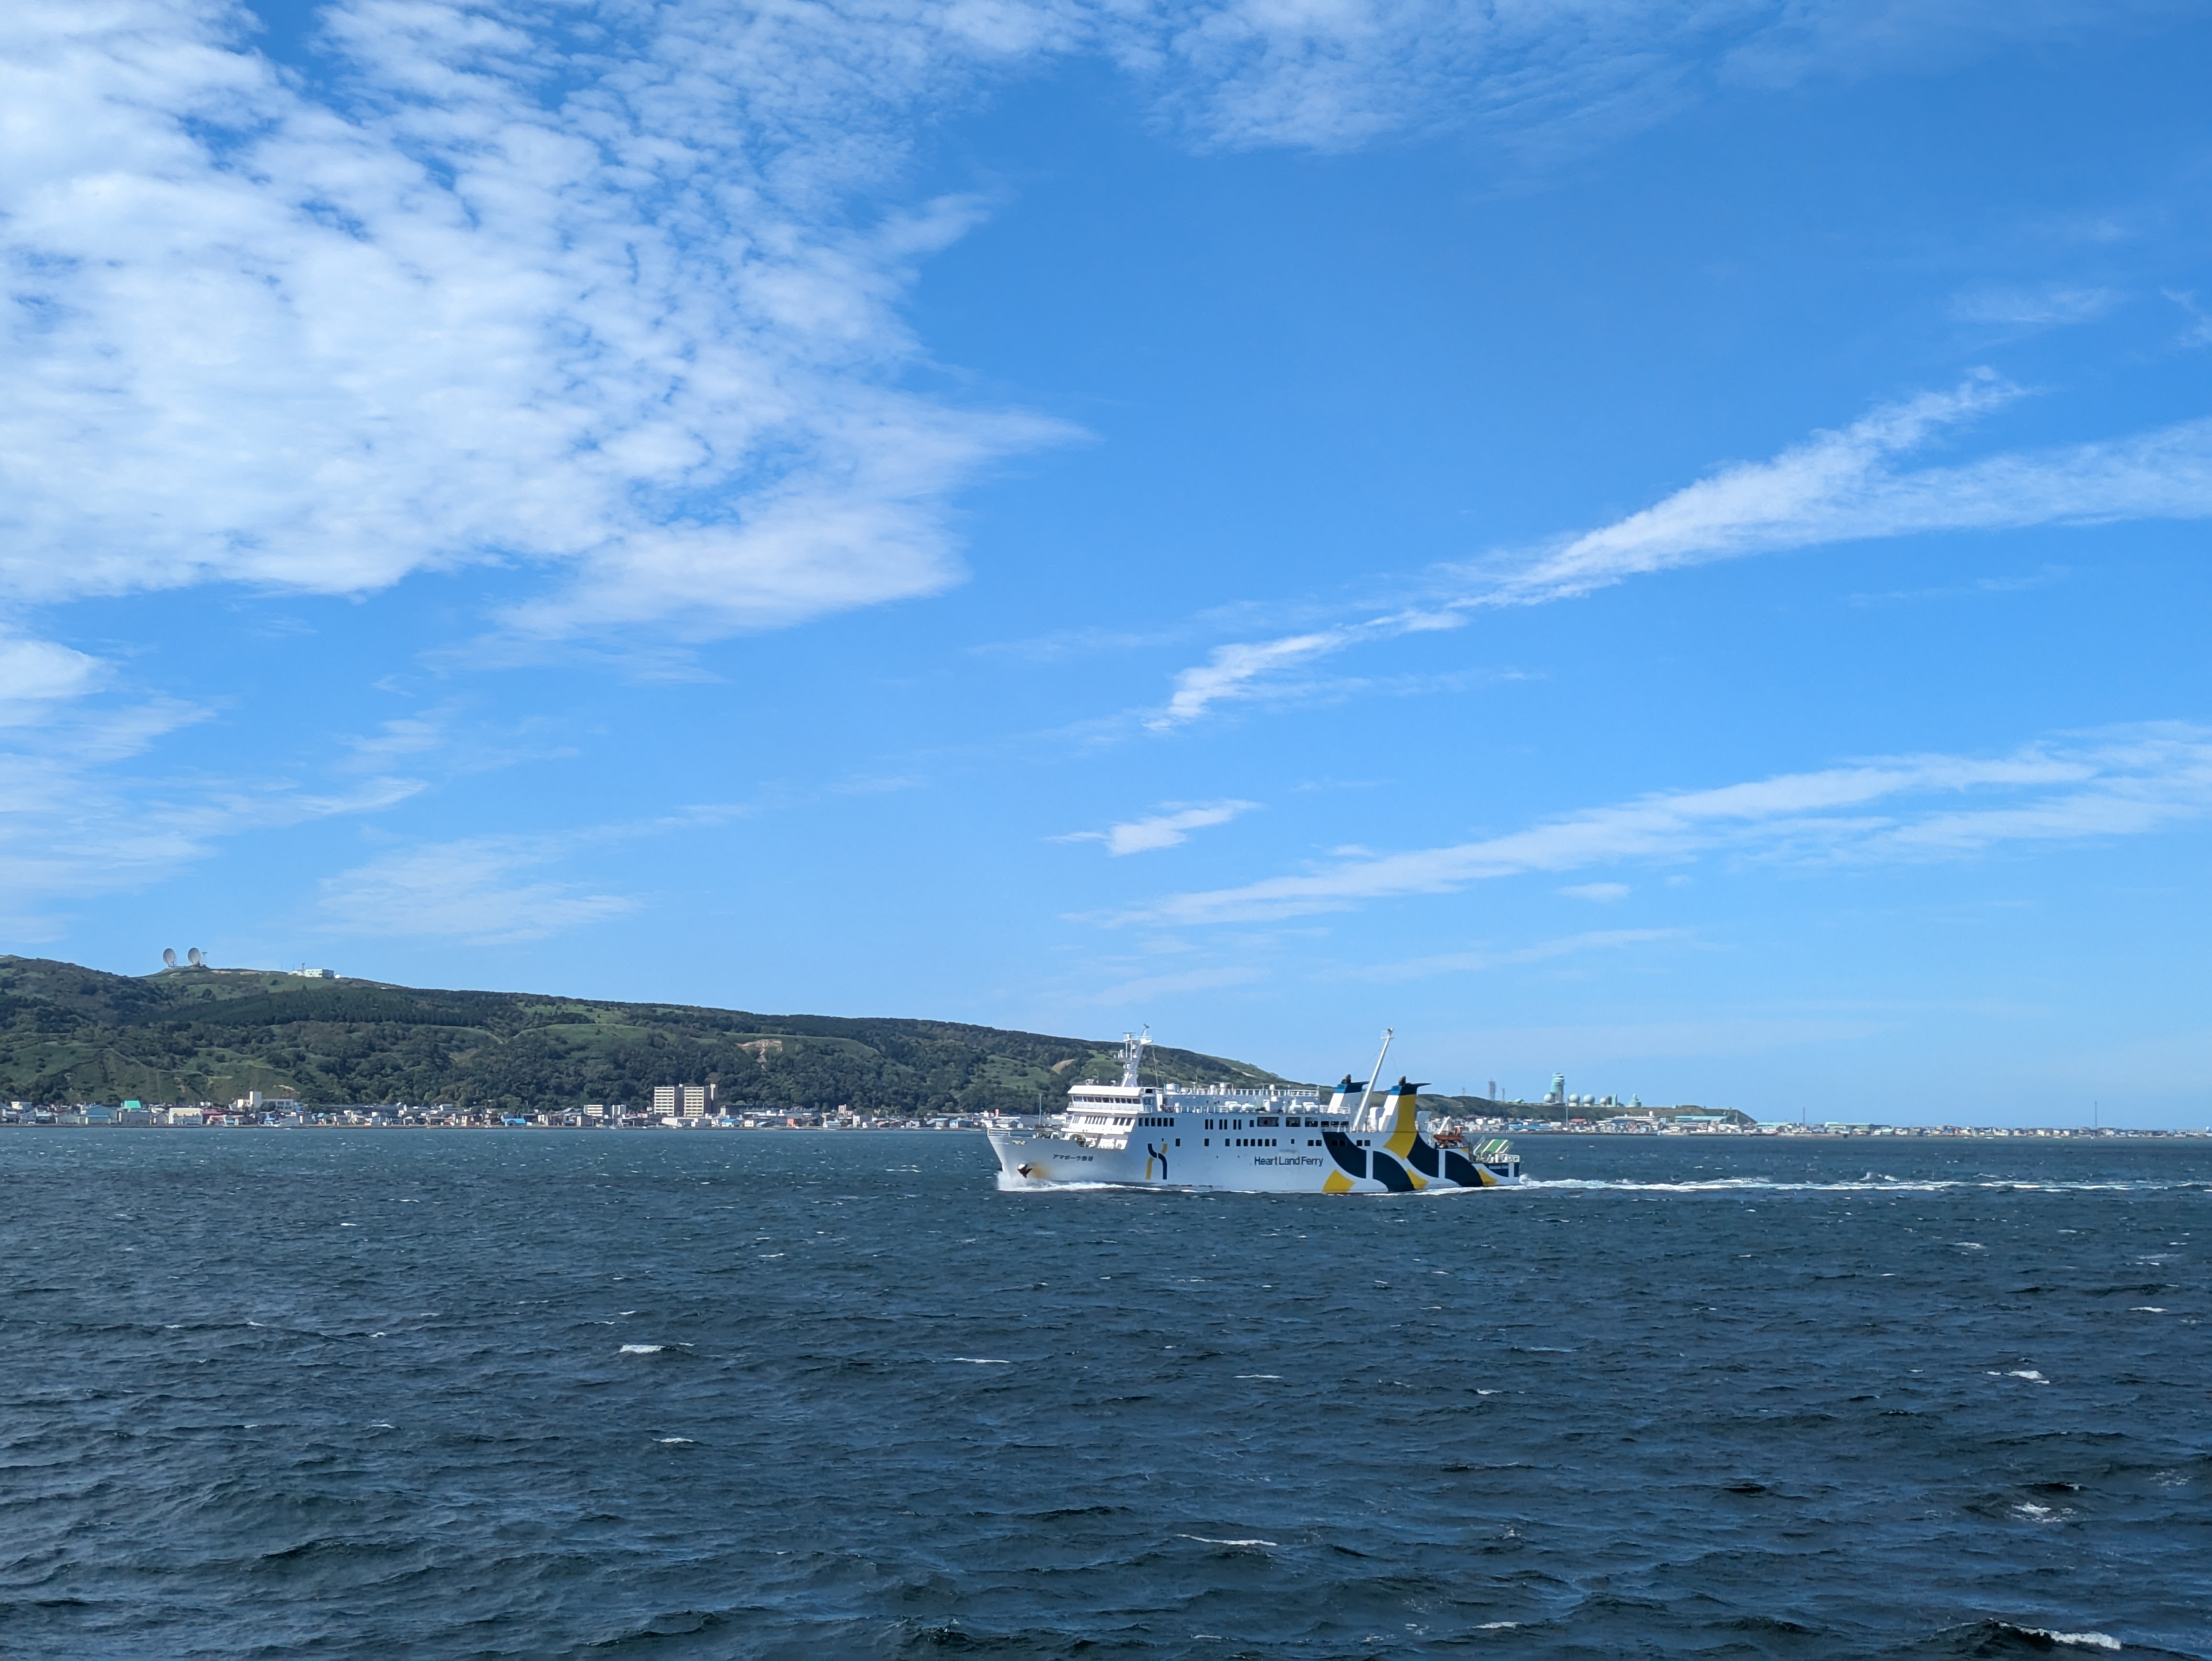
[{"xmin": 0, "ymin": 956, "xmax": 1290, "ymax": 1115}]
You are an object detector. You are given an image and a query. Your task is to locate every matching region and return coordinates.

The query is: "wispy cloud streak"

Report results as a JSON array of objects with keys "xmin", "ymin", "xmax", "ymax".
[
  {"xmin": 1125, "ymin": 724, "xmax": 2212, "ymax": 924},
  {"xmin": 320, "ymin": 837, "xmax": 638, "ymax": 944},
  {"xmin": 1060, "ymin": 799, "xmax": 1260, "ymax": 854},
  {"xmin": 1151, "ymin": 380, "xmax": 2212, "ymax": 723},
  {"xmin": 1493, "ymin": 379, "xmax": 2212, "ymax": 605}
]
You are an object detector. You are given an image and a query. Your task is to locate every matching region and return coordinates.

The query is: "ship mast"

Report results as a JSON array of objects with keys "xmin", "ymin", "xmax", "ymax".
[
  {"xmin": 1119, "ymin": 1027, "xmax": 1151, "ymax": 1088},
  {"xmin": 1357, "ymin": 1028, "xmax": 1394, "ymax": 1130}
]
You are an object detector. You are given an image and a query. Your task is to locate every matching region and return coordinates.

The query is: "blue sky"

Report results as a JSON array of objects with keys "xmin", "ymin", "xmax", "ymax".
[{"xmin": 6, "ymin": 1, "xmax": 2212, "ymax": 1124}]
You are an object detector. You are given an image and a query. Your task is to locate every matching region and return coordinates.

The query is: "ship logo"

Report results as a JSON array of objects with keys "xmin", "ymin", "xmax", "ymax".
[{"xmin": 1145, "ymin": 1141, "xmax": 1169, "ymax": 1181}]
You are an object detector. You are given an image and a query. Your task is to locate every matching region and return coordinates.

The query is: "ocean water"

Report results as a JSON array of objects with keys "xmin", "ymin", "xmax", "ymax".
[{"xmin": 0, "ymin": 1131, "xmax": 2204, "ymax": 1660}]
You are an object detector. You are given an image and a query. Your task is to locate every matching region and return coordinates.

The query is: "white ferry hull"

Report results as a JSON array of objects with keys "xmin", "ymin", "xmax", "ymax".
[
  {"xmin": 987, "ymin": 1125, "xmax": 1520, "ymax": 1195},
  {"xmin": 995, "ymin": 1045, "xmax": 1521, "ymax": 1195}
]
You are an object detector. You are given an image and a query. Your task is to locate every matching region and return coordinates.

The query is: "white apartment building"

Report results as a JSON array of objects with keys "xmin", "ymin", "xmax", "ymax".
[{"xmin": 653, "ymin": 1083, "xmax": 716, "ymax": 1118}]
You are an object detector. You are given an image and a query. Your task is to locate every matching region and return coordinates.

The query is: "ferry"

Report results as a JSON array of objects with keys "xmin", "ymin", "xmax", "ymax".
[{"xmin": 989, "ymin": 1031, "xmax": 1521, "ymax": 1194}]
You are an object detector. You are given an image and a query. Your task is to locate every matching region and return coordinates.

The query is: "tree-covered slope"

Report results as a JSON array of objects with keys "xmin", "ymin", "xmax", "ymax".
[{"xmin": 0, "ymin": 957, "xmax": 1290, "ymax": 1114}]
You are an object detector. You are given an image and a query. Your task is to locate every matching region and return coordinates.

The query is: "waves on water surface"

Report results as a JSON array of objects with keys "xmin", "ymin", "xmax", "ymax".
[{"xmin": 0, "ymin": 1130, "xmax": 2204, "ymax": 1659}]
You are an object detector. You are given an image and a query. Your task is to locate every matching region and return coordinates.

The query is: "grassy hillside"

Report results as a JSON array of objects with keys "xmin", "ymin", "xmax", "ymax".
[{"xmin": 0, "ymin": 957, "xmax": 1290, "ymax": 1115}]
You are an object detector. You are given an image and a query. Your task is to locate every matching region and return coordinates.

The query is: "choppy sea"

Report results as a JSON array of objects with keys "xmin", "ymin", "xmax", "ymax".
[{"xmin": 0, "ymin": 1130, "xmax": 2204, "ymax": 1659}]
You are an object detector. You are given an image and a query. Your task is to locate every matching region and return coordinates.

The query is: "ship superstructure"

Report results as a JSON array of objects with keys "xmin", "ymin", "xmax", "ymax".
[{"xmin": 988, "ymin": 1030, "xmax": 1521, "ymax": 1193}]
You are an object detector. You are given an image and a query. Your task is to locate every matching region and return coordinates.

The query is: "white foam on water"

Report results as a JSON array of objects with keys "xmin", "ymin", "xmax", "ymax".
[
  {"xmin": 2027, "ymin": 1630, "xmax": 2120, "ymax": 1651},
  {"xmin": 619, "ymin": 1343, "xmax": 664, "ymax": 1354},
  {"xmin": 655, "ymin": 1437, "xmax": 695, "ymax": 1445},
  {"xmin": 2129, "ymin": 1306, "xmax": 2167, "ymax": 1313},
  {"xmin": 2007, "ymin": 1369, "xmax": 2050, "ymax": 1383},
  {"xmin": 1523, "ymin": 1178, "xmax": 2202, "ymax": 1196},
  {"xmin": 1525, "ymin": 1177, "xmax": 1957, "ymax": 1194},
  {"xmin": 1179, "ymin": 1535, "xmax": 1276, "ymax": 1548},
  {"xmin": 1475, "ymin": 1622, "xmax": 1521, "ymax": 1630},
  {"xmin": 951, "ymin": 1357, "xmax": 1011, "ymax": 1364},
  {"xmin": 1235, "ymin": 1374, "xmax": 1283, "ymax": 1380}
]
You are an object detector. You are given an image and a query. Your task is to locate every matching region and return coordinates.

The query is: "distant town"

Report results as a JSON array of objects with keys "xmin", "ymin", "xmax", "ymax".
[{"xmin": 2, "ymin": 1072, "xmax": 2201, "ymax": 1138}]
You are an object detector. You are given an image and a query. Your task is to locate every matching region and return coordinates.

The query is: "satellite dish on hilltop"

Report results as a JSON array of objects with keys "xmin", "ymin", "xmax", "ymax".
[
  {"xmin": 187, "ymin": 947, "xmax": 205, "ymax": 967},
  {"xmin": 162, "ymin": 948, "xmax": 178, "ymax": 968}
]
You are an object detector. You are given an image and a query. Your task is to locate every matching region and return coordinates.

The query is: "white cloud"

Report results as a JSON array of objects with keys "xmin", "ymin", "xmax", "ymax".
[
  {"xmin": 0, "ymin": 697, "xmax": 421, "ymax": 929},
  {"xmin": 1148, "ymin": 380, "xmax": 2212, "ymax": 723},
  {"xmin": 0, "ymin": 1, "xmax": 2176, "ymax": 683},
  {"xmin": 1494, "ymin": 378, "xmax": 2212, "ymax": 607},
  {"xmin": 0, "ymin": 1, "xmax": 1073, "ymax": 640},
  {"xmin": 1139, "ymin": 0, "xmax": 2158, "ymax": 154},
  {"xmin": 1129, "ymin": 0, "xmax": 1702, "ymax": 154},
  {"xmin": 6, "ymin": 3, "xmax": 2157, "ymax": 644},
  {"xmin": 1150, "ymin": 632, "xmax": 1356, "ymax": 728},
  {"xmin": 1493, "ymin": 374, "xmax": 2030, "ymax": 601},
  {"xmin": 319, "ymin": 837, "xmax": 638, "ymax": 943},
  {"xmin": 1560, "ymin": 881, "xmax": 1630, "ymax": 901},
  {"xmin": 1060, "ymin": 799, "xmax": 1260, "ymax": 854},
  {"xmin": 1720, "ymin": 0, "xmax": 2164, "ymax": 87},
  {"xmin": 1127, "ymin": 723, "xmax": 2212, "ymax": 924},
  {"xmin": 1146, "ymin": 609, "xmax": 1461, "ymax": 728},
  {"xmin": 0, "ymin": 636, "xmax": 107, "ymax": 721},
  {"xmin": 2166, "ymin": 290, "xmax": 2212, "ymax": 349},
  {"xmin": 1951, "ymin": 285, "xmax": 2118, "ymax": 327}
]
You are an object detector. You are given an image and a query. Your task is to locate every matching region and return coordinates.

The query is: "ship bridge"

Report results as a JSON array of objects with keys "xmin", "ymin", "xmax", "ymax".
[{"xmin": 1059, "ymin": 1082, "xmax": 1330, "ymax": 1150}]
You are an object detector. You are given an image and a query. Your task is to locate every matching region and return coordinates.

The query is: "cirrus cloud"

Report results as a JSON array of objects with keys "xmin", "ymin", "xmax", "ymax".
[
  {"xmin": 1122, "ymin": 723, "xmax": 2212, "ymax": 925},
  {"xmin": 4, "ymin": 1, "xmax": 2161, "ymax": 658},
  {"xmin": 1059, "ymin": 799, "xmax": 1261, "ymax": 854}
]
